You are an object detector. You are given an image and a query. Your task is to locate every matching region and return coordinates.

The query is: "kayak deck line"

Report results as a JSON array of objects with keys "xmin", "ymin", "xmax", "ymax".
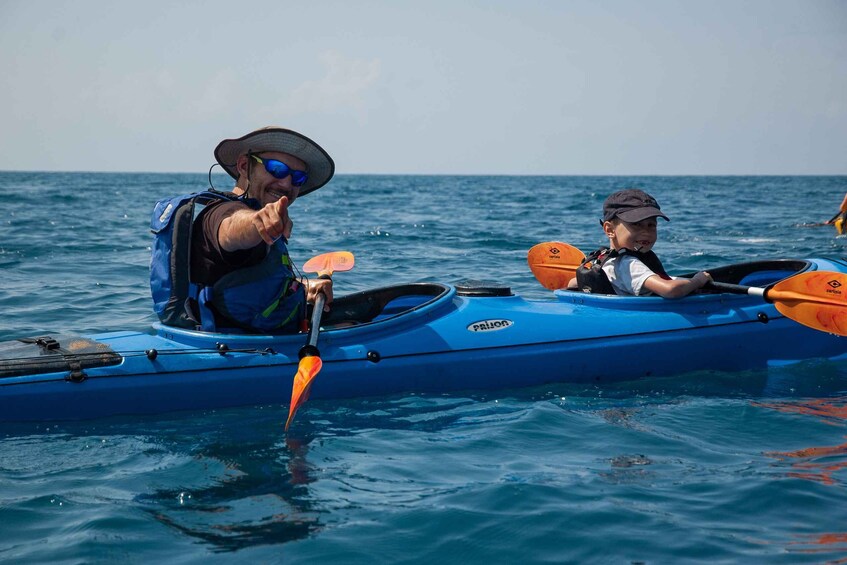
[{"xmin": 2, "ymin": 316, "xmax": 787, "ymax": 382}]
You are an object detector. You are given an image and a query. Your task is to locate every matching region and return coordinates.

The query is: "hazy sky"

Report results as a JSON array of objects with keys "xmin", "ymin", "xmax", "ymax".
[{"xmin": 1, "ymin": 0, "xmax": 844, "ymax": 175}]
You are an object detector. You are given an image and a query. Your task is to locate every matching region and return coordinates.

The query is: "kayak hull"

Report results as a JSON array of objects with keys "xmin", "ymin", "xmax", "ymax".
[{"xmin": 3, "ymin": 258, "xmax": 847, "ymax": 422}]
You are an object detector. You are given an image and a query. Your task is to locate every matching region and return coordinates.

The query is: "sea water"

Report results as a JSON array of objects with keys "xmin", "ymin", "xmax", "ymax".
[{"xmin": 1, "ymin": 173, "xmax": 846, "ymax": 563}]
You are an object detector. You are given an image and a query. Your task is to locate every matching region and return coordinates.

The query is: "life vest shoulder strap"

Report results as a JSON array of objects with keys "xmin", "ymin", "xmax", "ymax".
[
  {"xmin": 575, "ymin": 248, "xmax": 618, "ymax": 294},
  {"xmin": 628, "ymin": 249, "xmax": 670, "ymax": 280}
]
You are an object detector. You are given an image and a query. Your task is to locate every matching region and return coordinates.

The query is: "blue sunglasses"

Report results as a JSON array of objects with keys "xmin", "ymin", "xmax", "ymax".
[{"xmin": 251, "ymin": 154, "xmax": 309, "ymax": 187}]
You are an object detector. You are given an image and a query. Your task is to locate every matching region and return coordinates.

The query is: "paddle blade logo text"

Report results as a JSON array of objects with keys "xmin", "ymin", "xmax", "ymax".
[
  {"xmin": 824, "ymin": 277, "xmax": 846, "ymax": 298},
  {"xmin": 467, "ymin": 319, "xmax": 514, "ymax": 332}
]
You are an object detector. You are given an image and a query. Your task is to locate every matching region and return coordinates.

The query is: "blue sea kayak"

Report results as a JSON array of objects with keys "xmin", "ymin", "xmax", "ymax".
[{"xmin": 2, "ymin": 257, "xmax": 847, "ymax": 422}]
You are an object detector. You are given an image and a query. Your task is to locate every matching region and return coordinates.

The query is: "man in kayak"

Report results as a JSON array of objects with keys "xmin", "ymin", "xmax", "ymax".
[
  {"xmin": 574, "ymin": 189, "xmax": 712, "ymax": 297},
  {"xmin": 188, "ymin": 126, "xmax": 335, "ymax": 332}
]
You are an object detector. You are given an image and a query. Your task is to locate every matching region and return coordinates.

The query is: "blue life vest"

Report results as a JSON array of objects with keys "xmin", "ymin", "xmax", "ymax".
[{"xmin": 149, "ymin": 191, "xmax": 305, "ymax": 333}]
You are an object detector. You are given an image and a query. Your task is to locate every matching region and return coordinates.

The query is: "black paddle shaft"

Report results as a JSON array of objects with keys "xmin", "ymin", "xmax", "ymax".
[
  {"xmin": 299, "ymin": 292, "xmax": 327, "ymax": 359},
  {"xmin": 706, "ymin": 281, "xmax": 767, "ymax": 299}
]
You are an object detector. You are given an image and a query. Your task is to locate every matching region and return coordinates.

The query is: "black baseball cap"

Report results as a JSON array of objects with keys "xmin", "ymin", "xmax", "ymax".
[{"xmin": 602, "ymin": 189, "xmax": 670, "ymax": 223}]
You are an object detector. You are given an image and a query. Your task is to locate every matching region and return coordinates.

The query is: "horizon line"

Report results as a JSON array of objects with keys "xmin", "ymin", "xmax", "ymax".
[{"xmin": 1, "ymin": 170, "xmax": 846, "ymax": 177}]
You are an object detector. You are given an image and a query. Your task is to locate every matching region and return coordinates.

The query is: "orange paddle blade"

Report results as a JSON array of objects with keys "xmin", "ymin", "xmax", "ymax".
[
  {"xmin": 768, "ymin": 271, "xmax": 847, "ymax": 336},
  {"xmin": 303, "ymin": 251, "xmax": 355, "ymax": 277},
  {"xmin": 284, "ymin": 355, "xmax": 324, "ymax": 431},
  {"xmin": 527, "ymin": 242, "xmax": 586, "ymax": 290}
]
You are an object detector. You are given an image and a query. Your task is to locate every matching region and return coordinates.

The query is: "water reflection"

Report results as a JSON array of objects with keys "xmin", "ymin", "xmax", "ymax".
[
  {"xmin": 767, "ymin": 441, "xmax": 847, "ymax": 486},
  {"xmin": 132, "ymin": 397, "xmax": 491, "ymax": 552},
  {"xmin": 134, "ymin": 414, "xmax": 324, "ymax": 552},
  {"xmin": 758, "ymin": 397, "xmax": 847, "ymax": 487},
  {"xmin": 786, "ymin": 531, "xmax": 847, "ymax": 561},
  {"xmin": 754, "ymin": 397, "xmax": 847, "ymax": 426}
]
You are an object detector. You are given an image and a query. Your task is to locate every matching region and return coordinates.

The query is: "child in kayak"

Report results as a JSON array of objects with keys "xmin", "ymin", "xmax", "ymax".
[{"xmin": 574, "ymin": 189, "xmax": 712, "ymax": 297}]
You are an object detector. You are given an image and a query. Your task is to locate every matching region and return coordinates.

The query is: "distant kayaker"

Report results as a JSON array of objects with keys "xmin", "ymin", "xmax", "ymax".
[
  {"xmin": 573, "ymin": 189, "xmax": 712, "ymax": 297},
  {"xmin": 156, "ymin": 126, "xmax": 335, "ymax": 333},
  {"xmin": 823, "ymin": 193, "xmax": 847, "ymax": 230}
]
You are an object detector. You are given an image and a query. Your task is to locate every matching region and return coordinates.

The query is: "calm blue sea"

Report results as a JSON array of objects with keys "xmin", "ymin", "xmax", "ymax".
[{"xmin": 2, "ymin": 172, "xmax": 847, "ymax": 563}]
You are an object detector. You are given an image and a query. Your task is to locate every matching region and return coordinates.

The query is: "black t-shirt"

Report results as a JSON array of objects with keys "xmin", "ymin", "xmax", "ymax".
[{"xmin": 190, "ymin": 200, "xmax": 266, "ymax": 286}]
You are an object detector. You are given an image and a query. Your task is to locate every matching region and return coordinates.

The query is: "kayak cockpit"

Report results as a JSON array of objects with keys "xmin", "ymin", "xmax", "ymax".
[
  {"xmin": 686, "ymin": 259, "xmax": 812, "ymax": 287},
  {"xmin": 554, "ymin": 259, "xmax": 815, "ymax": 310},
  {"xmin": 323, "ymin": 282, "xmax": 453, "ymax": 327},
  {"xmin": 153, "ymin": 283, "xmax": 457, "ymax": 347}
]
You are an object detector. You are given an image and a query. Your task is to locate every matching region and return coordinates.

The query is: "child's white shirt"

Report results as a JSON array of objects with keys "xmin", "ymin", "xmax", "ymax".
[{"xmin": 602, "ymin": 254, "xmax": 660, "ymax": 296}]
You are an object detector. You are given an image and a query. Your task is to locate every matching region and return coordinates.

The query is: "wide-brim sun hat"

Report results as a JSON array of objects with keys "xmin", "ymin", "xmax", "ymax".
[{"xmin": 214, "ymin": 126, "xmax": 335, "ymax": 196}]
